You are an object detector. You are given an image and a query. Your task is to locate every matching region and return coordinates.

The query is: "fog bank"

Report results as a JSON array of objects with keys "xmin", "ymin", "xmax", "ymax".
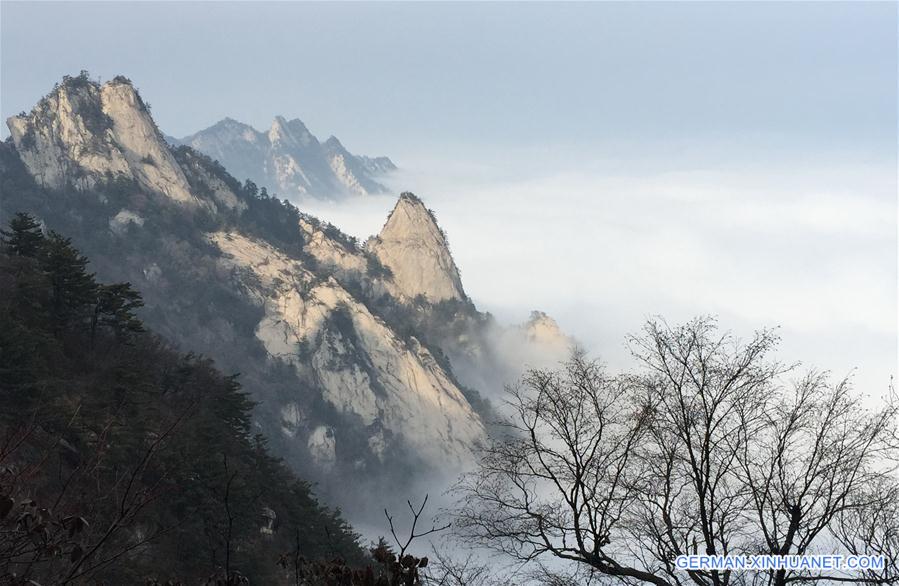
[{"xmin": 300, "ymin": 154, "xmax": 897, "ymax": 405}]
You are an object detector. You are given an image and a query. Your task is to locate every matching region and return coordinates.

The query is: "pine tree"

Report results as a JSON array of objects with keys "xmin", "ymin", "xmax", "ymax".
[
  {"xmin": 40, "ymin": 231, "xmax": 98, "ymax": 331},
  {"xmin": 1, "ymin": 212, "xmax": 44, "ymax": 257},
  {"xmin": 91, "ymin": 282, "xmax": 145, "ymax": 343}
]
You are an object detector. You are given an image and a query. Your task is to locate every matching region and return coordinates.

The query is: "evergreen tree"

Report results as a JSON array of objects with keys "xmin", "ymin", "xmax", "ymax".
[
  {"xmin": 91, "ymin": 282, "xmax": 145, "ymax": 343},
  {"xmin": 243, "ymin": 179, "xmax": 259, "ymax": 198},
  {"xmin": 40, "ymin": 231, "xmax": 98, "ymax": 331},
  {"xmin": 0, "ymin": 211, "xmax": 44, "ymax": 257}
]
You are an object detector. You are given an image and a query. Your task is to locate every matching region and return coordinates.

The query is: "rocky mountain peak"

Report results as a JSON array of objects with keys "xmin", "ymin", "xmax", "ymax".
[
  {"xmin": 522, "ymin": 310, "xmax": 571, "ymax": 350},
  {"xmin": 6, "ymin": 73, "xmax": 204, "ymax": 207},
  {"xmin": 208, "ymin": 117, "xmax": 258, "ymax": 138},
  {"xmin": 323, "ymin": 135, "xmax": 344, "ymax": 150},
  {"xmin": 181, "ymin": 115, "xmax": 394, "ymax": 199},
  {"xmin": 269, "ymin": 116, "xmax": 317, "ymax": 150},
  {"xmin": 367, "ymin": 192, "xmax": 466, "ymax": 303}
]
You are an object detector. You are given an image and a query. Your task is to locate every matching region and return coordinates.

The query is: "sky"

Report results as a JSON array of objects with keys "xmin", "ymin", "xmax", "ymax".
[{"xmin": 2, "ymin": 1, "xmax": 897, "ymax": 398}]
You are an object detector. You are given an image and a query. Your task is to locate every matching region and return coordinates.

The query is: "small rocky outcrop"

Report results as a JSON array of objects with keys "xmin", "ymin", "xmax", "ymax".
[{"xmin": 521, "ymin": 310, "xmax": 573, "ymax": 357}]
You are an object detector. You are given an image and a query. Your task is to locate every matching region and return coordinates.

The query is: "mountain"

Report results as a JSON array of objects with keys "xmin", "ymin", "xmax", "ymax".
[
  {"xmin": 179, "ymin": 115, "xmax": 397, "ymax": 200},
  {"xmin": 1, "ymin": 72, "xmax": 571, "ymax": 520},
  {"xmin": 8, "ymin": 75, "xmax": 204, "ymax": 207}
]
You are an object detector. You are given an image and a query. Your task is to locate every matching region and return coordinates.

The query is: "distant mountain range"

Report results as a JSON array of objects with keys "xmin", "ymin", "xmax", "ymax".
[{"xmin": 171, "ymin": 116, "xmax": 396, "ymax": 200}]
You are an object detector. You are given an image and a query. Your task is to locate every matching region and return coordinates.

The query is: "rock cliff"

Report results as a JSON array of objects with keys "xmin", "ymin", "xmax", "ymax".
[
  {"xmin": 7, "ymin": 74, "xmax": 211, "ymax": 208},
  {"xmin": 210, "ymin": 231, "xmax": 485, "ymax": 467},
  {"xmin": 367, "ymin": 193, "xmax": 466, "ymax": 303}
]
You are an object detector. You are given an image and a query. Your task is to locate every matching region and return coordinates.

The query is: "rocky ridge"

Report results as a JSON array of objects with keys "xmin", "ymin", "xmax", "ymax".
[{"xmin": 179, "ymin": 116, "xmax": 396, "ymax": 200}]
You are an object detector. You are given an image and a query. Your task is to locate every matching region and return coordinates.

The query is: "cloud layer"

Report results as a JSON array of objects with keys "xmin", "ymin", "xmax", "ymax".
[{"xmin": 300, "ymin": 157, "xmax": 897, "ymax": 403}]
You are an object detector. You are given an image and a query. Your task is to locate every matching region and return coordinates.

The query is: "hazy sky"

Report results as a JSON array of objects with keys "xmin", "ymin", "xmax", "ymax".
[
  {"xmin": 2, "ymin": 2, "xmax": 896, "ymax": 158},
  {"xmin": 2, "ymin": 2, "xmax": 897, "ymax": 397}
]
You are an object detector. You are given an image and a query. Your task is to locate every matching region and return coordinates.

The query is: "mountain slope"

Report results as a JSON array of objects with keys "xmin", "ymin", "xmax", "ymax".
[
  {"xmin": 1, "ymin": 73, "xmax": 480, "ymax": 515},
  {"xmin": 0, "ymin": 224, "xmax": 366, "ymax": 583},
  {"xmin": 180, "ymin": 115, "xmax": 396, "ymax": 200},
  {"xmin": 210, "ymin": 231, "xmax": 485, "ymax": 468}
]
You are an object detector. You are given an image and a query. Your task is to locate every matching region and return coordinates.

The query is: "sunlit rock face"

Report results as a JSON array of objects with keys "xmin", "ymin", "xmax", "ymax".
[
  {"xmin": 297, "ymin": 215, "xmax": 401, "ymax": 301},
  {"xmin": 209, "ymin": 231, "xmax": 486, "ymax": 468},
  {"xmin": 180, "ymin": 116, "xmax": 396, "ymax": 200},
  {"xmin": 367, "ymin": 193, "xmax": 467, "ymax": 303},
  {"xmin": 307, "ymin": 425, "xmax": 337, "ymax": 470},
  {"xmin": 7, "ymin": 77, "xmax": 209, "ymax": 208},
  {"xmin": 520, "ymin": 310, "xmax": 573, "ymax": 361}
]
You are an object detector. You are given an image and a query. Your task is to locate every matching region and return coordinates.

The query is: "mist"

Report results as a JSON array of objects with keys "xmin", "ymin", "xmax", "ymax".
[
  {"xmin": 299, "ymin": 151, "xmax": 897, "ymax": 408},
  {"xmin": 295, "ymin": 149, "xmax": 896, "ymax": 548}
]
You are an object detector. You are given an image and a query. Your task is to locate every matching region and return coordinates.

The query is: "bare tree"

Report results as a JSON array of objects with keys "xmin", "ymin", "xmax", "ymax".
[
  {"xmin": 453, "ymin": 349, "xmax": 656, "ymax": 583},
  {"xmin": 0, "ymin": 404, "xmax": 186, "ymax": 585},
  {"xmin": 424, "ymin": 548, "xmax": 498, "ymax": 586},
  {"xmin": 834, "ymin": 478, "xmax": 899, "ymax": 585},
  {"xmin": 453, "ymin": 317, "xmax": 899, "ymax": 586},
  {"xmin": 380, "ymin": 494, "xmax": 450, "ymax": 586}
]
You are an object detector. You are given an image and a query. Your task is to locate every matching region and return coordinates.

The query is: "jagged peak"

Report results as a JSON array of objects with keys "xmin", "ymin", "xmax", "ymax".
[
  {"xmin": 213, "ymin": 116, "xmax": 253, "ymax": 129},
  {"xmin": 189, "ymin": 117, "xmax": 262, "ymax": 141},
  {"xmin": 269, "ymin": 115, "xmax": 289, "ymax": 133},
  {"xmin": 521, "ymin": 310, "xmax": 575, "ymax": 355},
  {"xmin": 13, "ymin": 72, "xmax": 146, "ymax": 124},
  {"xmin": 368, "ymin": 193, "xmax": 465, "ymax": 303},
  {"xmin": 57, "ymin": 72, "xmax": 100, "ymax": 93},
  {"xmin": 397, "ymin": 191, "xmax": 423, "ymax": 205},
  {"xmin": 269, "ymin": 115, "xmax": 317, "ymax": 148},
  {"xmin": 7, "ymin": 73, "xmax": 206, "ymax": 208},
  {"xmin": 106, "ymin": 74, "xmax": 137, "ymax": 88},
  {"xmin": 378, "ymin": 192, "xmax": 439, "ymax": 236},
  {"xmin": 323, "ymin": 135, "xmax": 348, "ymax": 155},
  {"xmin": 181, "ymin": 114, "xmax": 393, "ymax": 198},
  {"xmin": 366, "ymin": 155, "xmax": 397, "ymax": 168}
]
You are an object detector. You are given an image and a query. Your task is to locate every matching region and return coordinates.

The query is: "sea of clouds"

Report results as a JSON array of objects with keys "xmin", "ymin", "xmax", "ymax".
[{"xmin": 300, "ymin": 150, "xmax": 897, "ymax": 407}]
